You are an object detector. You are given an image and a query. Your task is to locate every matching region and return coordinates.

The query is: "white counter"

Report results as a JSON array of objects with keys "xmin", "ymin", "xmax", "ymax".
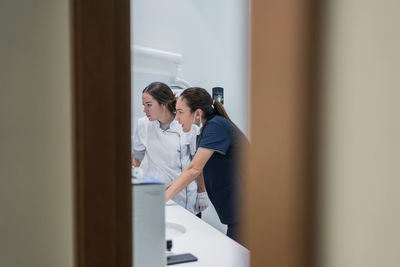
[{"xmin": 165, "ymin": 201, "xmax": 249, "ymax": 267}]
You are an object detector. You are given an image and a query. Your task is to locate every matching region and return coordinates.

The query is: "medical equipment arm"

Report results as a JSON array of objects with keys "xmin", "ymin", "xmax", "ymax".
[{"xmin": 165, "ymin": 148, "xmax": 214, "ymax": 202}]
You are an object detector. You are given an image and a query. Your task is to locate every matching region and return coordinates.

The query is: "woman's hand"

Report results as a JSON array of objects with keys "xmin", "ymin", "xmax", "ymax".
[
  {"xmin": 132, "ymin": 157, "xmax": 141, "ymax": 167},
  {"xmin": 195, "ymin": 192, "xmax": 209, "ymax": 213},
  {"xmin": 165, "ymin": 181, "xmax": 174, "ymax": 201},
  {"xmin": 165, "ymin": 148, "xmax": 214, "ymax": 202},
  {"xmin": 166, "ymin": 181, "xmax": 173, "ymax": 190}
]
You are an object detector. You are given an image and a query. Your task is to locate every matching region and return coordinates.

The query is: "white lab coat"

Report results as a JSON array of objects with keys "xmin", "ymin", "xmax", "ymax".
[{"xmin": 132, "ymin": 116, "xmax": 198, "ymax": 213}]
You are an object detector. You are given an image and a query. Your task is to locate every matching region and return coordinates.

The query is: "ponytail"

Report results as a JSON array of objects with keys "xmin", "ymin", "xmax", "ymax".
[
  {"xmin": 212, "ymin": 100, "xmax": 233, "ymax": 123},
  {"xmin": 180, "ymin": 87, "xmax": 234, "ymax": 124},
  {"xmin": 167, "ymin": 97, "xmax": 177, "ymax": 115}
]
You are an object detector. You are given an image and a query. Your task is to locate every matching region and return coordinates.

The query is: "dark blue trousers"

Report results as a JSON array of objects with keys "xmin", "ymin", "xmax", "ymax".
[{"xmin": 227, "ymin": 223, "xmax": 242, "ymax": 244}]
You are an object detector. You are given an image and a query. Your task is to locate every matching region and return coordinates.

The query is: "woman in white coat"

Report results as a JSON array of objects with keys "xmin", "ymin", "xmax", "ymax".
[{"xmin": 132, "ymin": 82, "xmax": 208, "ymax": 214}]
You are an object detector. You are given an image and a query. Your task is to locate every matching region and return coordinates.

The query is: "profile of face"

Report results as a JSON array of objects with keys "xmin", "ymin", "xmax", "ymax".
[
  {"xmin": 142, "ymin": 92, "xmax": 165, "ymax": 121},
  {"xmin": 175, "ymin": 96, "xmax": 197, "ymax": 132}
]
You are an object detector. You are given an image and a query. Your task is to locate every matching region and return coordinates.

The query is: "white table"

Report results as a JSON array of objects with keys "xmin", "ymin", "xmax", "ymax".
[{"xmin": 165, "ymin": 201, "xmax": 249, "ymax": 267}]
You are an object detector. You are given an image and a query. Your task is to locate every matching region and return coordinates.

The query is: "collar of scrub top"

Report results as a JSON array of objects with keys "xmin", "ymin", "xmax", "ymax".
[
  {"xmin": 156, "ymin": 118, "xmax": 196, "ymax": 154},
  {"xmin": 152, "ymin": 119, "xmax": 181, "ymax": 133}
]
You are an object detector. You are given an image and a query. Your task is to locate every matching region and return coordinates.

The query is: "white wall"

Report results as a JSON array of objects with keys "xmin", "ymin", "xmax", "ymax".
[
  {"xmin": 320, "ymin": 1, "xmax": 400, "ymax": 266},
  {"xmin": 131, "ymin": 0, "xmax": 249, "ymax": 134},
  {"xmin": 131, "ymin": 0, "xmax": 249, "ymax": 233},
  {"xmin": 0, "ymin": 1, "xmax": 74, "ymax": 266}
]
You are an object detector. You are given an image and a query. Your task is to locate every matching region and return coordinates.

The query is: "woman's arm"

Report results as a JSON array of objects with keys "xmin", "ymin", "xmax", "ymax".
[
  {"xmin": 166, "ymin": 147, "xmax": 214, "ymax": 201},
  {"xmin": 196, "ymin": 172, "xmax": 206, "ymax": 193}
]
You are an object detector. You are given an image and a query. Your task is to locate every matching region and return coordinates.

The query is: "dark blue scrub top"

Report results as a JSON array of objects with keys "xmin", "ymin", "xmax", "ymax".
[{"xmin": 198, "ymin": 115, "xmax": 245, "ymax": 225}]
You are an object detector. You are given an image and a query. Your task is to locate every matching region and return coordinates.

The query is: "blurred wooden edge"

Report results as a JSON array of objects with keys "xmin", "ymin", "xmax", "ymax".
[
  {"xmin": 71, "ymin": 0, "xmax": 132, "ymax": 266},
  {"xmin": 240, "ymin": 1, "xmax": 321, "ymax": 267}
]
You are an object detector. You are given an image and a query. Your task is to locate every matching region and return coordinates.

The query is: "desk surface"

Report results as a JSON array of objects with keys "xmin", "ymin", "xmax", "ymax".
[{"xmin": 165, "ymin": 201, "xmax": 249, "ymax": 267}]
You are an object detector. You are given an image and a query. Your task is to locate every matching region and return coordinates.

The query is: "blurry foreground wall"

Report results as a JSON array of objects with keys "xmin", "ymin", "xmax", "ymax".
[
  {"xmin": 0, "ymin": 1, "xmax": 73, "ymax": 266},
  {"xmin": 319, "ymin": 1, "xmax": 400, "ymax": 266}
]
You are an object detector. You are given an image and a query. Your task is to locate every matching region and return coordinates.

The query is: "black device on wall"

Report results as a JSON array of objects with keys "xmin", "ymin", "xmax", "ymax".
[{"xmin": 212, "ymin": 87, "xmax": 224, "ymax": 105}]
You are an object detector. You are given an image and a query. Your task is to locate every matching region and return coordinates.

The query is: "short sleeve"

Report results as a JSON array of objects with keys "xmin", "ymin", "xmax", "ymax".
[
  {"xmin": 198, "ymin": 120, "xmax": 231, "ymax": 154},
  {"xmin": 132, "ymin": 117, "xmax": 147, "ymax": 160}
]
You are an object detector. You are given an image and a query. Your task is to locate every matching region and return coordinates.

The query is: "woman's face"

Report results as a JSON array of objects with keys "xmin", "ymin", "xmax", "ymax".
[
  {"xmin": 175, "ymin": 97, "xmax": 195, "ymax": 132},
  {"xmin": 142, "ymin": 92, "xmax": 163, "ymax": 121}
]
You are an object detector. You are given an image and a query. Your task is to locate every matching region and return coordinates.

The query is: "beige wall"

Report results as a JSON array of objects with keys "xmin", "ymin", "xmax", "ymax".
[
  {"xmin": 320, "ymin": 1, "xmax": 400, "ymax": 266},
  {"xmin": 0, "ymin": 1, "xmax": 73, "ymax": 266}
]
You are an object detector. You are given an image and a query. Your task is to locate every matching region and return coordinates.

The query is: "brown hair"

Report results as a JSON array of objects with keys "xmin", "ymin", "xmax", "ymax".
[
  {"xmin": 143, "ymin": 82, "xmax": 176, "ymax": 114},
  {"xmin": 180, "ymin": 87, "xmax": 233, "ymax": 123}
]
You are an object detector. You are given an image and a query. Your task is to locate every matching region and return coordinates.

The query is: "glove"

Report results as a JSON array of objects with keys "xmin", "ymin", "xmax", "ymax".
[
  {"xmin": 195, "ymin": 192, "xmax": 209, "ymax": 213},
  {"xmin": 131, "ymin": 166, "xmax": 144, "ymax": 179}
]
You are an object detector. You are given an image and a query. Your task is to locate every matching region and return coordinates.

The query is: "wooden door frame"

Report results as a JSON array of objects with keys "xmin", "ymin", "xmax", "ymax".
[
  {"xmin": 243, "ymin": 0, "xmax": 321, "ymax": 267},
  {"xmin": 71, "ymin": 0, "xmax": 320, "ymax": 266},
  {"xmin": 71, "ymin": 0, "xmax": 132, "ymax": 266}
]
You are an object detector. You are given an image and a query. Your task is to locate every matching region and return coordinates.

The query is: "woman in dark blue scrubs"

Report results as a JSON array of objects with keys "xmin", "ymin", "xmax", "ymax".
[{"xmin": 165, "ymin": 87, "xmax": 247, "ymax": 243}]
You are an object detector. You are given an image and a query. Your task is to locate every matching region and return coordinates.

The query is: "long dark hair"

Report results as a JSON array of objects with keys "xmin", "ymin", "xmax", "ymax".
[
  {"xmin": 142, "ymin": 82, "xmax": 176, "ymax": 114},
  {"xmin": 180, "ymin": 87, "xmax": 233, "ymax": 123}
]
